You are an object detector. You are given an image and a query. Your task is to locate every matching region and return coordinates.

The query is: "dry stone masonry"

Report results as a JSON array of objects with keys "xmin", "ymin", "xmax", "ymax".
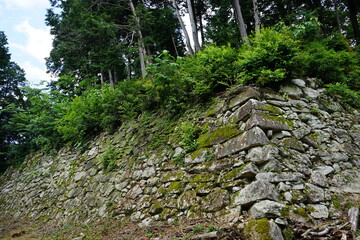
[{"xmin": 1, "ymin": 78, "xmax": 360, "ymax": 239}]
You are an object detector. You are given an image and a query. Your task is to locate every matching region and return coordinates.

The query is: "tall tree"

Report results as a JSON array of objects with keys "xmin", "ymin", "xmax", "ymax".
[
  {"xmin": 346, "ymin": 0, "xmax": 360, "ymax": 44},
  {"xmin": 232, "ymin": 0, "xmax": 250, "ymax": 44},
  {"xmin": 252, "ymin": 0, "xmax": 260, "ymax": 34},
  {"xmin": 129, "ymin": 0, "xmax": 148, "ymax": 78},
  {"xmin": 186, "ymin": 0, "xmax": 201, "ymax": 51},
  {"xmin": 0, "ymin": 31, "xmax": 27, "ymax": 172},
  {"xmin": 171, "ymin": 0, "xmax": 194, "ymax": 54}
]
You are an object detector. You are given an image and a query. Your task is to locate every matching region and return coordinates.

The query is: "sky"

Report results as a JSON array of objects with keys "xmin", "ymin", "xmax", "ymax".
[{"xmin": 0, "ymin": 0, "xmax": 53, "ymax": 87}]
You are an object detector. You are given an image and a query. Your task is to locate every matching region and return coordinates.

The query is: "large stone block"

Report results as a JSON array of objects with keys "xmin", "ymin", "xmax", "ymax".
[
  {"xmin": 256, "ymin": 172, "xmax": 305, "ymax": 183},
  {"xmin": 246, "ymin": 113, "xmax": 291, "ymax": 131},
  {"xmin": 200, "ymin": 188, "xmax": 229, "ymax": 212},
  {"xmin": 246, "ymin": 145, "xmax": 279, "ymax": 164},
  {"xmin": 233, "ymin": 180, "xmax": 279, "ymax": 207},
  {"xmin": 215, "ymin": 127, "xmax": 269, "ymax": 159},
  {"xmin": 227, "ymin": 87, "xmax": 261, "ymax": 109},
  {"xmin": 249, "ymin": 200, "xmax": 285, "ymax": 219},
  {"xmin": 232, "ymin": 99, "xmax": 283, "ymax": 122}
]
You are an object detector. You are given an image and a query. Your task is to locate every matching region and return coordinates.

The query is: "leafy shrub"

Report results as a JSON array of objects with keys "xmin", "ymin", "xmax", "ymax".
[
  {"xmin": 180, "ymin": 45, "xmax": 238, "ymax": 98},
  {"xmin": 325, "ymin": 83, "xmax": 360, "ymax": 108},
  {"xmin": 145, "ymin": 50, "xmax": 190, "ymax": 113},
  {"xmin": 100, "ymin": 145, "xmax": 119, "ymax": 171},
  {"xmin": 57, "ymin": 80, "xmax": 142, "ymax": 143},
  {"xmin": 293, "ymin": 41, "xmax": 360, "ymax": 85},
  {"xmin": 236, "ymin": 27, "xmax": 300, "ymax": 85},
  {"xmin": 179, "ymin": 121, "xmax": 199, "ymax": 152}
]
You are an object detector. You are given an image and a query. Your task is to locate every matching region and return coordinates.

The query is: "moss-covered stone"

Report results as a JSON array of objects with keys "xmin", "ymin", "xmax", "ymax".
[
  {"xmin": 189, "ymin": 174, "xmax": 215, "ymax": 183},
  {"xmin": 195, "ymin": 182, "xmax": 214, "ymax": 195},
  {"xmin": 189, "ymin": 148, "xmax": 213, "ymax": 163},
  {"xmin": 259, "ymin": 113, "xmax": 294, "ymax": 129},
  {"xmin": 280, "ymin": 137, "xmax": 305, "ymax": 152},
  {"xmin": 259, "ymin": 104, "xmax": 283, "ymax": 115},
  {"xmin": 167, "ymin": 181, "xmax": 185, "ymax": 195},
  {"xmin": 161, "ymin": 171, "xmax": 185, "ymax": 183},
  {"xmin": 149, "ymin": 200, "xmax": 164, "ymax": 215},
  {"xmin": 177, "ymin": 190, "xmax": 198, "ymax": 210},
  {"xmin": 221, "ymin": 163, "xmax": 257, "ymax": 182},
  {"xmin": 197, "ymin": 124, "xmax": 242, "ymax": 149},
  {"xmin": 244, "ymin": 218, "xmax": 272, "ymax": 240},
  {"xmin": 200, "ymin": 188, "xmax": 229, "ymax": 212}
]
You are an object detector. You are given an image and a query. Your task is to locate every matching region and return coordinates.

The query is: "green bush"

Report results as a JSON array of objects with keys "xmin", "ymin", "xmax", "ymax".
[
  {"xmin": 57, "ymin": 80, "xmax": 142, "ymax": 143},
  {"xmin": 236, "ymin": 27, "xmax": 300, "ymax": 85},
  {"xmin": 325, "ymin": 83, "xmax": 360, "ymax": 108},
  {"xmin": 145, "ymin": 50, "xmax": 191, "ymax": 113},
  {"xmin": 100, "ymin": 145, "xmax": 119, "ymax": 172},
  {"xmin": 180, "ymin": 45, "xmax": 238, "ymax": 98},
  {"xmin": 293, "ymin": 41, "xmax": 360, "ymax": 85},
  {"xmin": 179, "ymin": 121, "xmax": 199, "ymax": 152}
]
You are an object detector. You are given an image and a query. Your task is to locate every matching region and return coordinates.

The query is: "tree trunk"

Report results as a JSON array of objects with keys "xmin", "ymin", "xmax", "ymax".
[
  {"xmin": 347, "ymin": 0, "xmax": 360, "ymax": 44},
  {"xmin": 186, "ymin": 0, "xmax": 201, "ymax": 51},
  {"xmin": 127, "ymin": 56, "xmax": 132, "ymax": 79},
  {"xmin": 199, "ymin": 12, "xmax": 205, "ymax": 44},
  {"xmin": 171, "ymin": 0, "xmax": 194, "ymax": 55},
  {"xmin": 129, "ymin": 0, "xmax": 147, "ymax": 78},
  {"xmin": 232, "ymin": 0, "xmax": 250, "ymax": 45},
  {"xmin": 108, "ymin": 70, "xmax": 114, "ymax": 88},
  {"xmin": 252, "ymin": 0, "xmax": 260, "ymax": 34},
  {"xmin": 171, "ymin": 34, "xmax": 179, "ymax": 56},
  {"xmin": 334, "ymin": 0, "xmax": 342, "ymax": 32},
  {"xmin": 100, "ymin": 70, "xmax": 104, "ymax": 85}
]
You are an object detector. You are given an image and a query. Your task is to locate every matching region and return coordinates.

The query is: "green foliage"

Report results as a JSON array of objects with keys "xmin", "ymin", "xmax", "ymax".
[
  {"xmin": 293, "ymin": 41, "xmax": 360, "ymax": 85},
  {"xmin": 236, "ymin": 27, "xmax": 299, "ymax": 85},
  {"xmin": 57, "ymin": 81, "xmax": 142, "ymax": 143},
  {"xmin": 179, "ymin": 121, "xmax": 199, "ymax": 152},
  {"xmin": 172, "ymin": 152, "xmax": 186, "ymax": 167},
  {"xmin": 145, "ymin": 50, "xmax": 189, "ymax": 113},
  {"xmin": 325, "ymin": 83, "xmax": 360, "ymax": 108},
  {"xmin": 181, "ymin": 45, "xmax": 238, "ymax": 98},
  {"xmin": 283, "ymin": 228, "xmax": 295, "ymax": 240},
  {"xmin": 100, "ymin": 145, "xmax": 119, "ymax": 172}
]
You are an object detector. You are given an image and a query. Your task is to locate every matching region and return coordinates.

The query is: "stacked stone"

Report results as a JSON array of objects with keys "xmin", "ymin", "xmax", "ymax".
[{"xmin": 0, "ymin": 78, "xmax": 359, "ymax": 239}]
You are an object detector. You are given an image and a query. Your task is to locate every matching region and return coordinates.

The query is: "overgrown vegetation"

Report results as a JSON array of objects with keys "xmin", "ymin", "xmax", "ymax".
[{"xmin": 1, "ymin": 20, "xmax": 360, "ymax": 170}]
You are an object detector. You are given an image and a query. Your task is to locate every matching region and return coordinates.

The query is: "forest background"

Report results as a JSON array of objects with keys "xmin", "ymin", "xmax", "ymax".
[{"xmin": 0, "ymin": 0, "xmax": 360, "ymax": 172}]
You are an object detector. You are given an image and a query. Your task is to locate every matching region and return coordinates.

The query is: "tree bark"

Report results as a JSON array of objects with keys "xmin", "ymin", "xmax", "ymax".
[
  {"xmin": 334, "ymin": 0, "xmax": 342, "ymax": 32},
  {"xmin": 171, "ymin": 0, "xmax": 194, "ymax": 55},
  {"xmin": 129, "ymin": 0, "xmax": 147, "ymax": 78},
  {"xmin": 108, "ymin": 70, "xmax": 114, "ymax": 88},
  {"xmin": 199, "ymin": 11, "xmax": 205, "ymax": 44},
  {"xmin": 100, "ymin": 70, "xmax": 104, "ymax": 85},
  {"xmin": 232, "ymin": 0, "xmax": 250, "ymax": 45},
  {"xmin": 347, "ymin": 0, "xmax": 360, "ymax": 44},
  {"xmin": 252, "ymin": 0, "xmax": 260, "ymax": 34},
  {"xmin": 186, "ymin": 0, "xmax": 201, "ymax": 51}
]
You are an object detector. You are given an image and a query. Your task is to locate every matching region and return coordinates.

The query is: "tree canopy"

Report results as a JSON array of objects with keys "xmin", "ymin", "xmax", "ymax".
[{"xmin": 0, "ymin": 0, "xmax": 360, "ymax": 172}]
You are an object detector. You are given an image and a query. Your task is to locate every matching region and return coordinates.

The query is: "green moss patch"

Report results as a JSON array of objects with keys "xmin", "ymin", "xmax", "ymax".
[
  {"xmin": 259, "ymin": 113, "xmax": 294, "ymax": 129},
  {"xmin": 222, "ymin": 163, "xmax": 249, "ymax": 182},
  {"xmin": 280, "ymin": 137, "xmax": 304, "ymax": 152},
  {"xmin": 244, "ymin": 218, "xmax": 272, "ymax": 240},
  {"xmin": 197, "ymin": 124, "xmax": 242, "ymax": 149},
  {"xmin": 189, "ymin": 174, "xmax": 215, "ymax": 183},
  {"xmin": 259, "ymin": 104, "xmax": 282, "ymax": 115}
]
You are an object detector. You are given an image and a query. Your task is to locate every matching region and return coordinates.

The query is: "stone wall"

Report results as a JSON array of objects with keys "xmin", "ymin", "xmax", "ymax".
[{"xmin": 1, "ymin": 79, "xmax": 360, "ymax": 239}]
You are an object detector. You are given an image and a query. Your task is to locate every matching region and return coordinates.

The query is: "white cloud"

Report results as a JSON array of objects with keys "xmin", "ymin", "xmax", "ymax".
[
  {"xmin": 20, "ymin": 61, "xmax": 51, "ymax": 86},
  {"xmin": 11, "ymin": 20, "xmax": 52, "ymax": 62},
  {"xmin": 1, "ymin": 0, "xmax": 49, "ymax": 9}
]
